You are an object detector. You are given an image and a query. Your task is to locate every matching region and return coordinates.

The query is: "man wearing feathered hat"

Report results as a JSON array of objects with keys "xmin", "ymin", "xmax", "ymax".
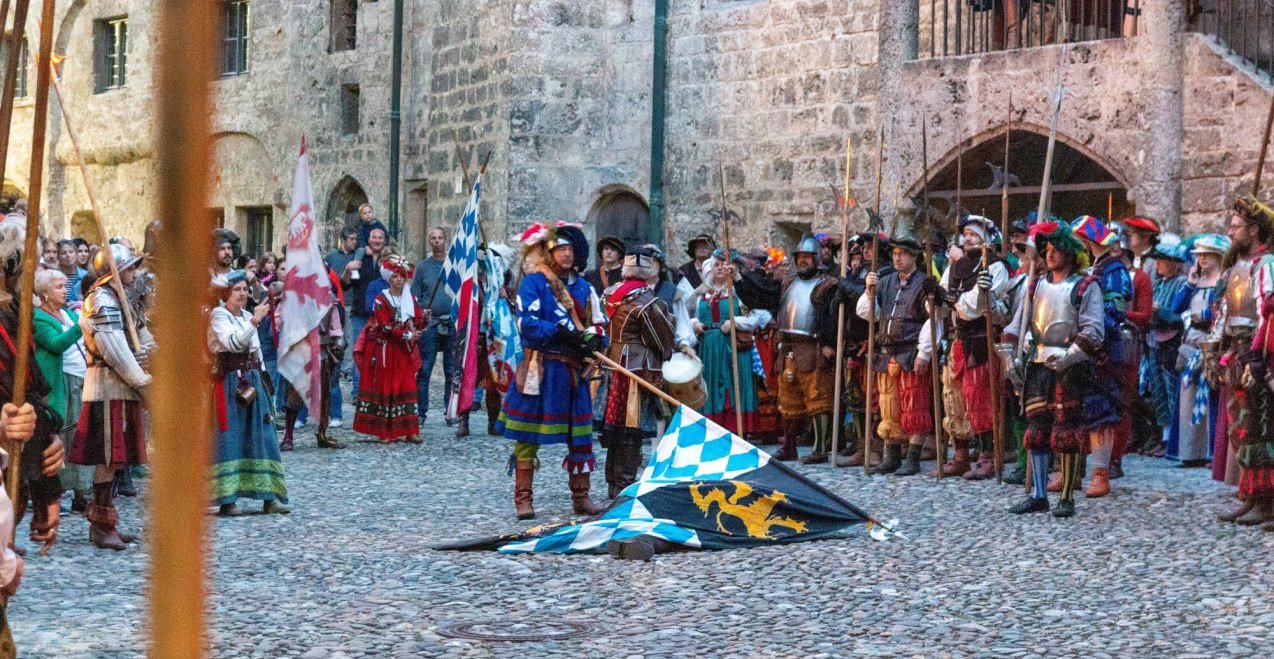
[
  {"xmin": 1072, "ymin": 215, "xmax": 1133, "ymax": 498},
  {"xmin": 1002, "ymin": 221, "xmax": 1117, "ymax": 518},
  {"xmin": 69, "ymin": 242, "xmax": 154, "ymax": 548},
  {"xmin": 496, "ymin": 222, "xmax": 607, "ymax": 520},
  {"xmin": 736, "ymin": 233, "xmax": 842, "ymax": 463},
  {"xmin": 1216, "ymin": 196, "xmax": 1274, "ymax": 527},
  {"xmin": 856, "ymin": 236, "xmax": 941, "ymax": 477},
  {"xmin": 597, "ymin": 245, "xmax": 676, "ymax": 498},
  {"xmin": 936, "ymin": 215, "xmax": 1011, "ymax": 480}
]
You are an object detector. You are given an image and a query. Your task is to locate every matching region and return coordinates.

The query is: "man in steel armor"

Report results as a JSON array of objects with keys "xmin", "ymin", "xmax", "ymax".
[
  {"xmin": 855, "ymin": 237, "xmax": 941, "ymax": 477},
  {"xmin": 1001, "ymin": 222, "xmax": 1118, "ymax": 518},
  {"xmin": 1215, "ymin": 196, "xmax": 1274, "ymax": 527},
  {"xmin": 735, "ymin": 234, "xmax": 841, "ymax": 463},
  {"xmin": 937, "ymin": 216, "xmax": 1010, "ymax": 480},
  {"xmin": 67, "ymin": 244, "xmax": 154, "ymax": 550},
  {"xmin": 598, "ymin": 245, "xmax": 676, "ymax": 498}
]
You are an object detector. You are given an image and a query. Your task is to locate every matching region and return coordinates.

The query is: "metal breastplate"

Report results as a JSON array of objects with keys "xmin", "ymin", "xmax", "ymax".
[
  {"xmin": 1225, "ymin": 264, "xmax": 1258, "ymax": 331},
  {"xmin": 1030, "ymin": 275, "xmax": 1080, "ymax": 363},
  {"xmin": 779, "ymin": 276, "xmax": 817, "ymax": 336}
]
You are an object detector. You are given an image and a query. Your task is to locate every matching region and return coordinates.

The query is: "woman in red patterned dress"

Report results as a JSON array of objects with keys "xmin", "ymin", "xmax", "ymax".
[{"xmin": 354, "ymin": 255, "xmax": 425, "ymax": 444}]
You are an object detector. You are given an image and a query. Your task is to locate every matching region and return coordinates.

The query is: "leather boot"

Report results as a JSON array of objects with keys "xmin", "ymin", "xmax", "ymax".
[
  {"xmin": 1235, "ymin": 498, "xmax": 1274, "ymax": 526},
  {"xmin": 281, "ymin": 409, "xmax": 297, "ymax": 452},
  {"xmin": 870, "ymin": 443, "xmax": 903, "ymax": 475},
  {"xmin": 773, "ymin": 423, "xmax": 799, "ymax": 461},
  {"xmin": 514, "ymin": 459, "xmax": 536, "ymax": 520},
  {"xmin": 894, "ymin": 443, "xmax": 923, "ymax": 477},
  {"xmin": 455, "ymin": 413, "xmax": 471, "ymax": 438},
  {"xmin": 1218, "ymin": 499, "xmax": 1255, "ymax": 523},
  {"xmin": 1084, "ymin": 467, "xmax": 1111, "ymax": 498},
  {"xmin": 1046, "ymin": 471, "xmax": 1063, "ymax": 493},
  {"xmin": 86, "ymin": 483, "xmax": 126, "ymax": 551},
  {"xmin": 835, "ymin": 441, "xmax": 864, "ymax": 467},
  {"xmin": 943, "ymin": 440, "xmax": 971, "ymax": 477},
  {"xmin": 964, "ymin": 453, "xmax": 997, "ymax": 481},
  {"xmin": 486, "ymin": 392, "xmax": 503, "ymax": 436},
  {"xmin": 569, "ymin": 471, "xmax": 604, "ymax": 516},
  {"xmin": 612, "ymin": 442, "xmax": 643, "ymax": 498},
  {"xmin": 317, "ymin": 431, "xmax": 347, "ymax": 449}
]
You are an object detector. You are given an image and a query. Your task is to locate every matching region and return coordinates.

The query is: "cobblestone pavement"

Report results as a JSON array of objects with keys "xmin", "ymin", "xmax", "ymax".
[{"xmin": 8, "ymin": 389, "xmax": 1274, "ymax": 657}]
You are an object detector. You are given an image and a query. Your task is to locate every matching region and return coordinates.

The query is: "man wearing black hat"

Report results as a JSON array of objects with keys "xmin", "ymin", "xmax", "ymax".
[
  {"xmin": 585, "ymin": 236, "xmax": 626, "ymax": 294},
  {"xmin": 676, "ymin": 234, "xmax": 716, "ymax": 290},
  {"xmin": 856, "ymin": 237, "xmax": 941, "ymax": 477},
  {"xmin": 597, "ymin": 245, "xmax": 677, "ymax": 498}
]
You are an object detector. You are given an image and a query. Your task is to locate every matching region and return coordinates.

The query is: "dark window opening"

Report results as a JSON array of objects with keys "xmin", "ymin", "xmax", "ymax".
[
  {"xmin": 243, "ymin": 206, "xmax": 273, "ymax": 255},
  {"xmin": 341, "ymin": 84, "xmax": 360, "ymax": 135},
  {"xmin": 330, "ymin": 0, "xmax": 357, "ymax": 52},
  {"xmin": 221, "ymin": 1, "xmax": 251, "ymax": 77},
  {"xmin": 93, "ymin": 17, "xmax": 128, "ymax": 93}
]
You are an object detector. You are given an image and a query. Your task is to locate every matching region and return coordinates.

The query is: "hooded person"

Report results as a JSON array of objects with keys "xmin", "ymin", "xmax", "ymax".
[
  {"xmin": 734, "ymin": 234, "xmax": 841, "ymax": 463},
  {"xmin": 597, "ymin": 245, "xmax": 677, "ymax": 498},
  {"xmin": 1219, "ymin": 196, "xmax": 1274, "ymax": 527},
  {"xmin": 937, "ymin": 215, "xmax": 1011, "ymax": 479},
  {"xmin": 855, "ymin": 236, "xmax": 942, "ymax": 477},
  {"xmin": 495, "ymin": 222, "xmax": 608, "ymax": 520},
  {"xmin": 1002, "ymin": 221, "xmax": 1118, "ymax": 518}
]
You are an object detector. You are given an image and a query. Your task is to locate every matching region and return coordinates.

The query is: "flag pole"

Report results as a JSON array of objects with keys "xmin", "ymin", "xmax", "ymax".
[
  {"xmin": 830, "ymin": 137, "xmax": 853, "ymax": 465},
  {"xmin": 718, "ymin": 162, "xmax": 745, "ymax": 436},
  {"xmin": 6, "ymin": 0, "xmax": 54, "ymax": 537},
  {"xmin": 151, "ymin": 0, "xmax": 218, "ymax": 655},
  {"xmin": 49, "ymin": 59, "xmax": 142, "ymax": 349}
]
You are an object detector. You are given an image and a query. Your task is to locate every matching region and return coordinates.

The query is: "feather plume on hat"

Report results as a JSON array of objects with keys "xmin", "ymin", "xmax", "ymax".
[{"xmin": 1031, "ymin": 220, "xmax": 1090, "ymax": 270}]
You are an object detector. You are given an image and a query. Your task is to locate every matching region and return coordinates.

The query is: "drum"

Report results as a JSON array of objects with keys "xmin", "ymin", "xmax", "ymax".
[{"xmin": 662, "ymin": 353, "xmax": 707, "ymax": 410}]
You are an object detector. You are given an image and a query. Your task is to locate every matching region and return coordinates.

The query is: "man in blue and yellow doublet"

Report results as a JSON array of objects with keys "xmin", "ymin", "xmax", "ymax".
[{"xmin": 496, "ymin": 222, "xmax": 607, "ymax": 520}]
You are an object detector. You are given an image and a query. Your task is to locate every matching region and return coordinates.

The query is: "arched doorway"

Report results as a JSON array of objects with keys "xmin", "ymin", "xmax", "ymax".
[
  {"xmin": 587, "ymin": 185, "xmax": 650, "ymax": 249},
  {"xmin": 918, "ymin": 128, "xmax": 1130, "ymax": 232},
  {"xmin": 326, "ymin": 175, "xmax": 369, "ymax": 245}
]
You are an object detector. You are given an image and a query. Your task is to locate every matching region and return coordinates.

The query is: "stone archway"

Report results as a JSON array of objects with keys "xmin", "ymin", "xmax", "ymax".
[
  {"xmin": 326, "ymin": 175, "xmax": 369, "ymax": 245},
  {"xmin": 914, "ymin": 127, "xmax": 1130, "ymax": 231},
  {"xmin": 586, "ymin": 185, "xmax": 650, "ymax": 249}
]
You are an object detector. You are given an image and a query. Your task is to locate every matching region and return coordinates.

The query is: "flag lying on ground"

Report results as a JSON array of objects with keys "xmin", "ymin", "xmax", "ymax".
[
  {"xmin": 437, "ymin": 405, "xmax": 900, "ymax": 554},
  {"xmin": 277, "ymin": 138, "xmax": 333, "ymax": 418},
  {"xmin": 482, "ymin": 243, "xmax": 520, "ymax": 392},
  {"xmin": 444, "ymin": 174, "xmax": 483, "ymax": 420}
]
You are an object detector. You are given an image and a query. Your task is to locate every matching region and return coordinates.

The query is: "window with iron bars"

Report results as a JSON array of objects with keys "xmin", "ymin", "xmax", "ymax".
[
  {"xmin": 0, "ymin": 36, "xmax": 28, "ymax": 98},
  {"xmin": 93, "ymin": 17, "xmax": 128, "ymax": 93},
  {"xmin": 330, "ymin": 0, "xmax": 357, "ymax": 52},
  {"xmin": 221, "ymin": 1, "xmax": 251, "ymax": 77},
  {"xmin": 917, "ymin": 0, "xmax": 1138, "ymax": 59}
]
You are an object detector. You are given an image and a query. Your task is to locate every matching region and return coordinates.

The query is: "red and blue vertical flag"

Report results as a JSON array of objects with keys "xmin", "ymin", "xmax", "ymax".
[{"xmin": 443, "ymin": 174, "xmax": 483, "ymax": 420}]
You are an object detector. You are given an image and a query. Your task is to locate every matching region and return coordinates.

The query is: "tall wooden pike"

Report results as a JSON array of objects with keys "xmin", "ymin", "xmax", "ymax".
[
  {"xmin": 0, "ymin": 0, "xmax": 30, "ymax": 187},
  {"xmin": 6, "ymin": 0, "xmax": 55, "ymax": 528},
  {"xmin": 863, "ymin": 125, "xmax": 884, "ymax": 474},
  {"xmin": 830, "ymin": 137, "xmax": 853, "ymax": 464},
  {"xmin": 990, "ymin": 97, "xmax": 1013, "ymax": 483},
  {"xmin": 1001, "ymin": 94, "xmax": 1012, "ymax": 259},
  {"xmin": 924, "ymin": 118, "xmax": 946, "ymax": 478},
  {"xmin": 718, "ymin": 162, "xmax": 745, "ymax": 435}
]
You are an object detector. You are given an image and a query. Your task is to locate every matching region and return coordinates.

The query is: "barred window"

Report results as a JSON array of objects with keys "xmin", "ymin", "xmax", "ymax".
[{"xmin": 93, "ymin": 17, "xmax": 128, "ymax": 93}]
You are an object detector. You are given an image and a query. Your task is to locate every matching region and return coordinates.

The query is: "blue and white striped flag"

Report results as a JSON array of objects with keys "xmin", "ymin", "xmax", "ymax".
[{"xmin": 443, "ymin": 176, "xmax": 482, "ymax": 419}]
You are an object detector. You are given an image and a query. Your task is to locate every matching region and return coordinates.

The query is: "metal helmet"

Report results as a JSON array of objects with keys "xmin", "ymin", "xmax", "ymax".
[
  {"xmin": 794, "ymin": 233, "xmax": 820, "ymax": 256},
  {"xmin": 92, "ymin": 243, "xmax": 143, "ymax": 274}
]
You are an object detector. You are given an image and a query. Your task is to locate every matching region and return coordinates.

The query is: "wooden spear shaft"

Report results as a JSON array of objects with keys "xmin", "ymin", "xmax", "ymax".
[
  {"xmin": 982, "ymin": 245, "xmax": 1004, "ymax": 483},
  {"xmin": 0, "ymin": 0, "xmax": 30, "ymax": 188},
  {"xmin": 50, "ymin": 67, "xmax": 142, "ymax": 349},
  {"xmin": 6, "ymin": 0, "xmax": 54, "ymax": 523},
  {"xmin": 830, "ymin": 137, "xmax": 852, "ymax": 465},
  {"xmin": 863, "ymin": 126, "xmax": 884, "ymax": 474},
  {"xmin": 921, "ymin": 118, "xmax": 945, "ymax": 478},
  {"xmin": 718, "ymin": 163, "xmax": 744, "ymax": 436},
  {"xmin": 1001, "ymin": 95, "xmax": 1012, "ymax": 259},
  {"xmin": 1254, "ymin": 95, "xmax": 1274, "ymax": 197}
]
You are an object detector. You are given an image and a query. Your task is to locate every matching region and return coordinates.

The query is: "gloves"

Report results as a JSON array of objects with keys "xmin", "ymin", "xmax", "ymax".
[
  {"xmin": 1047, "ymin": 343, "xmax": 1088, "ymax": 372},
  {"xmin": 977, "ymin": 270, "xmax": 993, "ymax": 291},
  {"xmin": 943, "ymin": 287, "xmax": 960, "ymax": 307},
  {"xmin": 581, "ymin": 331, "xmax": 605, "ymax": 356}
]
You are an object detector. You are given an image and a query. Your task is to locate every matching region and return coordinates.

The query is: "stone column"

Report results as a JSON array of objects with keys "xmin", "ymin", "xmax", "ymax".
[
  {"xmin": 1138, "ymin": 0, "xmax": 1186, "ymax": 230},
  {"xmin": 877, "ymin": 0, "xmax": 919, "ymax": 221}
]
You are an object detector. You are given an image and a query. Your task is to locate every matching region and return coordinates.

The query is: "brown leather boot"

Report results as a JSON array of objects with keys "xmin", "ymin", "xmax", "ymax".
[
  {"xmin": 773, "ymin": 423, "xmax": 799, "ymax": 461},
  {"xmin": 569, "ymin": 471, "xmax": 604, "ymax": 515},
  {"xmin": 1084, "ymin": 467, "xmax": 1111, "ymax": 498},
  {"xmin": 455, "ymin": 413, "xmax": 471, "ymax": 438},
  {"xmin": 835, "ymin": 442, "xmax": 864, "ymax": 467},
  {"xmin": 1218, "ymin": 499, "xmax": 1255, "ymax": 523},
  {"xmin": 86, "ymin": 483, "xmax": 126, "ymax": 551},
  {"xmin": 1235, "ymin": 498, "xmax": 1274, "ymax": 526},
  {"xmin": 942, "ymin": 440, "xmax": 971, "ymax": 477},
  {"xmin": 1046, "ymin": 471, "xmax": 1063, "ymax": 493},
  {"xmin": 964, "ymin": 453, "xmax": 997, "ymax": 481},
  {"xmin": 514, "ymin": 459, "xmax": 536, "ymax": 520},
  {"xmin": 486, "ymin": 392, "xmax": 503, "ymax": 436}
]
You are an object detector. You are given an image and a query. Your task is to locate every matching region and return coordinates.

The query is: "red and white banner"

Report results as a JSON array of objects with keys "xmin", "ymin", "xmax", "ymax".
[{"xmin": 277, "ymin": 138, "xmax": 333, "ymax": 417}]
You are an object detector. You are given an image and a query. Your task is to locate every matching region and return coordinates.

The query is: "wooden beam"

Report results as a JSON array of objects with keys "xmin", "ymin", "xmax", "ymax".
[{"xmin": 925, "ymin": 180, "xmax": 1123, "ymax": 199}]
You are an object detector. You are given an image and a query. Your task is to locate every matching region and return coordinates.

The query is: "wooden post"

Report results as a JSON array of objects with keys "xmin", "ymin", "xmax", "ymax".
[
  {"xmin": 151, "ymin": 0, "xmax": 218, "ymax": 656},
  {"xmin": 830, "ymin": 137, "xmax": 852, "ymax": 465},
  {"xmin": 717, "ymin": 163, "xmax": 745, "ymax": 436},
  {"xmin": 6, "ymin": 0, "xmax": 54, "ymax": 526}
]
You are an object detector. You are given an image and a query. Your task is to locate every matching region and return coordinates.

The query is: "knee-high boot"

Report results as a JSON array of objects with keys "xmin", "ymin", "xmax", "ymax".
[
  {"xmin": 514, "ymin": 459, "xmax": 536, "ymax": 520},
  {"xmin": 774, "ymin": 421, "xmax": 800, "ymax": 461},
  {"xmin": 569, "ymin": 471, "xmax": 603, "ymax": 515},
  {"xmin": 86, "ymin": 482, "xmax": 126, "ymax": 551},
  {"xmin": 486, "ymin": 391, "xmax": 503, "ymax": 436}
]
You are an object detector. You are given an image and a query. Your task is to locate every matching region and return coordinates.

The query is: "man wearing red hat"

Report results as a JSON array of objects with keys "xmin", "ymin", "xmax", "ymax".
[{"xmin": 1123, "ymin": 216, "xmax": 1161, "ymax": 281}]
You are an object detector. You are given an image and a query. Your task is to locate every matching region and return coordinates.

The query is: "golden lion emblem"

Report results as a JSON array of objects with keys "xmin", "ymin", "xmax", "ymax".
[{"xmin": 689, "ymin": 481, "xmax": 808, "ymax": 539}]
